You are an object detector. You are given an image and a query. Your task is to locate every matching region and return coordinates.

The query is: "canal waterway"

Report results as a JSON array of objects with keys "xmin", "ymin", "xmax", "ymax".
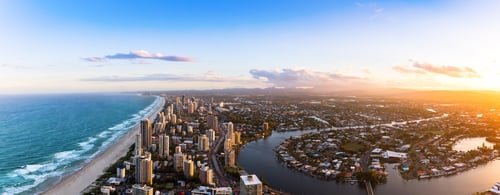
[
  {"xmin": 238, "ymin": 129, "xmax": 500, "ymax": 195},
  {"xmin": 238, "ymin": 129, "xmax": 365, "ymax": 195},
  {"xmin": 453, "ymin": 137, "xmax": 494, "ymax": 152}
]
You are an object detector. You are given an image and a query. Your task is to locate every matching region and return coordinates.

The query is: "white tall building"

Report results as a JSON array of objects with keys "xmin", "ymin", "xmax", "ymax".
[
  {"xmin": 135, "ymin": 153, "xmax": 153, "ymax": 185},
  {"xmin": 227, "ymin": 122, "xmax": 234, "ymax": 133},
  {"xmin": 167, "ymin": 105, "xmax": 173, "ymax": 115},
  {"xmin": 263, "ymin": 122, "xmax": 269, "ymax": 131},
  {"xmin": 140, "ymin": 119, "xmax": 152, "ymax": 149},
  {"xmin": 174, "ymin": 152, "xmax": 186, "ymax": 172},
  {"xmin": 207, "ymin": 113, "xmax": 218, "ymax": 131},
  {"xmin": 159, "ymin": 134, "xmax": 169, "ymax": 159},
  {"xmin": 240, "ymin": 175, "xmax": 263, "ymax": 195},
  {"xmin": 175, "ymin": 145, "xmax": 182, "ymax": 154},
  {"xmin": 177, "ymin": 125, "xmax": 183, "ymax": 134},
  {"xmin": 157, "ymin": 112, "xmax": 166, "ymax": 132},
  {"xmin": 234, "ymin": 131, "xmax": 241, "ymax": 145},
  {"xmin": 154, "ymin": 122, "xmax": 162, "ymax": 134},
  {"xmin": 132, "ymin": 184, "xmax": 153, "ymax": 195},
  {"xmin": 171, "ymin": 114, "xmax": 177, "ymax": 125},
  {"xmin": 206, "ymin": 129, "xmax": 216, "ymax": 144},
  {"xmin": 117, "ymin": 163, "xmax": 126, "ymax": 178},
  {"xmin": 198, "ymin": 134, "xmax": 210, "ymax": 152},
  {"xmin": 224, "ymin": 138, "xmax": 232, "ymax": 151},
  {"xmin": 199, "ymin": 166, "xmax": 213, "ymax": 185},
  {"xmin": 227, "ymin": 122, "xmax": 235, "ymax": 146},
  {"xmin": 225, "ymin": 149, "xmax": 235, "ymax": 167},
  {"xmin": 135, "ymin": 134, "xmax": 142, "ymax": 156},
  {"xmin": 187, "ymin": 102, "xmax": 195, "ymax": 114},
  {"xmin": 183, "ymin": 160, "xmax": 194, "ymax": 178},
  {"xmin": 192, "ymin": 186, "xmax": 232, "ymax": 195}
]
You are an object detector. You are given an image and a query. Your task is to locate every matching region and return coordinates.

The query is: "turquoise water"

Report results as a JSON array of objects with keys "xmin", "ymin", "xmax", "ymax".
[{"xmin": 0, "ymin": 93, "xmax": 161, "ymax": 194}]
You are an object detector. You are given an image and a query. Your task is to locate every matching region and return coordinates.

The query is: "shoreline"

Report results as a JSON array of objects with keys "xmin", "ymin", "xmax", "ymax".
[{"xmin": 41, "ymin": 96, "xmax": 164, "ymax": 195}]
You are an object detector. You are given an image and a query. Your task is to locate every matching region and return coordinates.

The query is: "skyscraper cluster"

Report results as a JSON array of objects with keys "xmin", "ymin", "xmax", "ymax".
[{"xmin": 125, "ymin": 96, "xmax": 243, "ymax": 194}]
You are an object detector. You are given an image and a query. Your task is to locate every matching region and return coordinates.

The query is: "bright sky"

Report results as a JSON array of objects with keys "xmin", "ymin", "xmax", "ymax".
[{"xmin": 1, "ymin": 0, "xmax": 499, "ymax": 94}]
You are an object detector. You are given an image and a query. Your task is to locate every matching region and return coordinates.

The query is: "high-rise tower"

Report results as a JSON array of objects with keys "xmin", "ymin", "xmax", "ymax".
[
  {"xmin": 140, "ymin": 119, "xmax": 152, "ymax": 150},
  {"xmin": 135, "ymin": 152, "xmax": 153, "ymax": 185},
  {"xmin": 159, "ymin": 134, "xmax": 169, "ymax": 159}
]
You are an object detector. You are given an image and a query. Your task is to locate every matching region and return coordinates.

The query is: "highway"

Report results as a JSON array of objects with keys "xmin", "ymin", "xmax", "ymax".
[
  {"xmin": 209, "ymin": 121, "xmax": 233, "ymax": 187},
  {"xmin": 361, "ymin": 146, "xmax": 375, "ymax": 195}
]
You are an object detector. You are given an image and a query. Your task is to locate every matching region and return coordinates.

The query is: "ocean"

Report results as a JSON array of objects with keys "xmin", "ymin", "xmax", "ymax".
[{"xmin": 0, "ymin": 93, "xmax": 162, "ymax": 195}]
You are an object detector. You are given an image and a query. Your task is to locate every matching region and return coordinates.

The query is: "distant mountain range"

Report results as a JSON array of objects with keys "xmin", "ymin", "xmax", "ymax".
[{"xmin": 138, "ymin": 87, "xmax": 500, "ymax": 105}]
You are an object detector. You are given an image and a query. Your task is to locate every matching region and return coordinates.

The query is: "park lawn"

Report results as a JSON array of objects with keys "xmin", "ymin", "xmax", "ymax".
[
  {"xmin": 421, "ymin": 129, "xmax": 444, "ymax": 135},
  {"xmin": 341, "ymin": 142, "xmax": 367, "ymax": 153}
]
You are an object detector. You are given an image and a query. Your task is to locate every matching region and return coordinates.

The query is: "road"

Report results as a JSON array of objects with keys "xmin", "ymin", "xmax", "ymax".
[
  {"xmin": 264, "ymin": 185, "xmax": 291, "ymax": 195},
  {"xmin": 365, "ymin": 181, "xmax": 375, "ymax": 195},
  {"xmin": 209, "ymin": 119, "xmax": 234, "ymax": 187},
  {"xmin": 360, "ymin": 149, "xmax": 375, "ymax": 195}
]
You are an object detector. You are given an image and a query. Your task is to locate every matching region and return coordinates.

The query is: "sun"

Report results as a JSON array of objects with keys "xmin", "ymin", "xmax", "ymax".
[
  {"xmin": 468, "ymin": 65, "xmax": 500, "ymax": 90},
  {"xmin": 480, "ymin": 75, "xmax": 500, "ymax": 90}
]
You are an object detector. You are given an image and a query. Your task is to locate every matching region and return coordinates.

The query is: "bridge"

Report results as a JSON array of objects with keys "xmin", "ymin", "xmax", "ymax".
[{"xmin": 361, "ymin": 149, "xmax": 375, "ymax": 195}]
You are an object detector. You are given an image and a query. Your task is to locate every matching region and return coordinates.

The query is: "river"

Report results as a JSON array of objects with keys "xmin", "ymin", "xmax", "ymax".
[
  {"xmin": 453, "ymin": 137, "xmax": 494, "ymax": 152},
  {"xmin": 238, "ymin": 129, "xmax": 500, "ymax": 195}
]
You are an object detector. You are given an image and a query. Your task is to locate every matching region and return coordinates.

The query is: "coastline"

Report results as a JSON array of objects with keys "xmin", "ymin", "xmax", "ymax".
[{"xmin": 41, "ymin": 96, "xmax": 164, "ymax": 195}]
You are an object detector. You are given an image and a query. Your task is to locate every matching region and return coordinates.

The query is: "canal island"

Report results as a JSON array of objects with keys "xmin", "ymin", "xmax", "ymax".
[{"xmin": 270, "ymin": 93, "xmax": 500, "ymax": 188}]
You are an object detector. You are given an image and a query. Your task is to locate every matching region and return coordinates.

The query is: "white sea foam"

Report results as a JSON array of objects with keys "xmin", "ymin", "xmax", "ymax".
[
  {"xmin": 2, "ymin": 170, "xmax": 63, "ymax": 195},
  {"xmin": 96, "ymin": 96, "xmax": 162, "ymax": 153},
  {"xmin": 97, "ymin": 131, "xmax": 111, "ymax": 138},
  {"xmin": 1, "ymin": 96, "xmax": 164, "ymax": 195},
  {"xmin": 54, "ymin": 150, "xmax": 78, "ymax": 161},
  {"xmin": 9, "ymin": 164, "xmax": 44, "ymax": 177},
  {"xmin": 108, "ymin": 121, "xmax": 131, "ymax": 131},
  {"xmin": 38, "ymin": 163, "xmax": 57, "ymax": 172},
  {"xmin": 79, "ymin": 137, "xmax": 97, "ymax": 150}
]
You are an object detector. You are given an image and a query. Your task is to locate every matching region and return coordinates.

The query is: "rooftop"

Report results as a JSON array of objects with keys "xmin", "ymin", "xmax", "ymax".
[{"xmin": 240, "ymin": 174, "xmax": 262, "ymax": 186}]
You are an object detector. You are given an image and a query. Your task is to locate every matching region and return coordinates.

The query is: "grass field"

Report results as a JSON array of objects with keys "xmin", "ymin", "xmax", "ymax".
[{"xmin": 341, "ymin": 142, "xmax": 367, "ymax": 153}]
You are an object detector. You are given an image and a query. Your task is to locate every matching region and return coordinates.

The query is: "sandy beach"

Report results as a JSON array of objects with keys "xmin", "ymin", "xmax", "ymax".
[{"xmin": 42, "ymin": 96, "xmax": 164, "ymax": 195}]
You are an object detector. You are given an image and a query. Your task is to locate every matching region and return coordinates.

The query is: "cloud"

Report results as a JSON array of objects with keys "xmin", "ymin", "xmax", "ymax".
[
  {"xmin": 82, "ymin": 57, "xmax": 107, "ymax": 62},
  {"xmin": 0, "ymin": 64, "xmax": 29, "ymax": 69},
  {"xmin": 413, "ymin": 62, "xmax": 480, "ymax": 78},
  {"xmin": 393, "ymin": 61, "xmax": 480, "ymax": 78},
  {"xmin": 83, "ymin": 68, "xmax": 372, "ymax": 90},
  {"xmin": 84, "ymin": 50, "xmax": 193, "ymax": 63},
  {"xmin": 105, "ymin": 50, "xmax": 193, "ymax": 62},
  {"xmin": 130, "ymin": 60, "xmax": 152, "ymax": 65},
  {"xmin": 392, "ymin": 65, "xmax": 426, "ymax": 74},
  {"xmin": 81, "ymin": 71, "xmax": 249, "ymax": 83},
  {"xmin": 371, "ymin": 8, "xmax": 384, "ymax": 19},
  {"xmin": 249, "ymin": 68, "xmax": 364, "ymax": 88},
  {"xmin": 355, "ymin": 2, "xmax": 384, "ymax": 19}
]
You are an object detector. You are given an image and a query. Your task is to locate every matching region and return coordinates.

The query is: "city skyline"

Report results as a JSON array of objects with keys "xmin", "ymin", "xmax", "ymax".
[{"xmin": 1, "ymin": 0, "xmax": 500, "ymax": 94}]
